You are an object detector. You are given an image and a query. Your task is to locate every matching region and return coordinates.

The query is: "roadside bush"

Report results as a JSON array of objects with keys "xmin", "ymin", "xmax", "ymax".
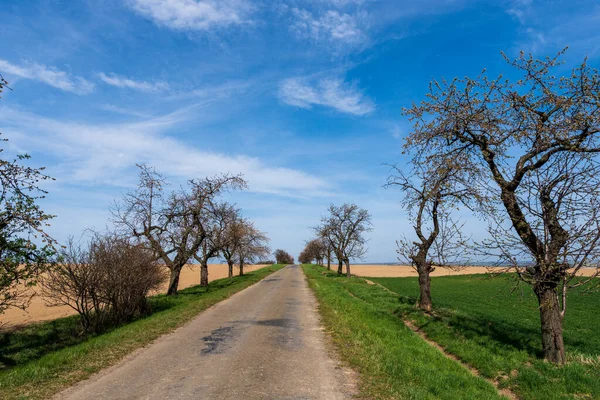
[{"xmin": 42, "ymin": 233, "xmax": 166, "ymax": 332}]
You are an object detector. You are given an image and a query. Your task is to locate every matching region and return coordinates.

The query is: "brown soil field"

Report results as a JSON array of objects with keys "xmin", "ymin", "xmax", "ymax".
[{"xmin": 0, "ymin": 264, "xmax": 267, "ymax": 329}]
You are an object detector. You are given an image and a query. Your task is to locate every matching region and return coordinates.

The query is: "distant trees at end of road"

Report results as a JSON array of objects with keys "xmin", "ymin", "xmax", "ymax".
[{"xmin": 274, "ymin": 249, "xmax": 294, "ymax": 264}]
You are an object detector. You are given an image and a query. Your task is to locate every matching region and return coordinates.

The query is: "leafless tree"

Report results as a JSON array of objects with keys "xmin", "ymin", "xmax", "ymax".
[
  {"xmin": 194, "ymin": 202, "xmax": 237, "ymax": 286},
  {"xmin": 301, "ymin": 238, "xmax": 327, "ymax": 265},
  {"xmin": 386, "ymin": 160, "xmax": 473, "ymax": 311},
  {"xmin": 274, "ymin": 249, "xmax": 294, "ymax": 264},
  {"xmin": 315, "ymin": 204, "xmax": 372, "ymax": 278},
  {"xmin": 113, "ymin": 164, "xmax": 246, "ymax": 295},
  {"xmin": 236, "ymin": 223, "xmax": 270, "ymax": 275},
  {"xmin": 403, "ymin": 49, "xmax": 600, "ymax": 363},
  {"xmin": 221, "ymin": 210, "xmax": 245, "ymax": 278}
]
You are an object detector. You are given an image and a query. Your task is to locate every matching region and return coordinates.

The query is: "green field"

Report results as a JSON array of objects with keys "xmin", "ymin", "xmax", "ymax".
[
  {"xmin": 302, "ymin": 264, "xmax": 505, "ymax": 399},
  {"xmin": 0, "ymin": 264, "xmax": 284, "ymax": 400},
  {"xmin": 371, "ymin": 274, "xmax": 600, "ymax": 400},
  {"xmin": 303, "ymin": 264, "xmax": 600, "ymax": 400}
]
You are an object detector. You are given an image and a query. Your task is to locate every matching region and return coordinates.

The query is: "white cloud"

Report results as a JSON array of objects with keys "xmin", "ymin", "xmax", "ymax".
[
  {"xmin": 0, "ymin": 59, "xmax": 94, "ymax": 94},
  {"xmin": 290, "ymin": 8, "xmax": 366, "ymax": 45},
  {"xmin": 98, "ymin": 72, "xmax": 169, "ymax": 92},
  {"xmin": 1, "ymin": 107, "xmax": 328, "ymax": 196},
  {"xmin": 128, "ymin": 0, "xmax": 254, "ymax": 31},
  {"xmin": 279, "ymin": 76, "xmax": 374, "ymax": 116}
]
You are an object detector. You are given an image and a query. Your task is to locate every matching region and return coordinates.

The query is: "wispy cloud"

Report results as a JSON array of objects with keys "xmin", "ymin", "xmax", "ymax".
[
  {"xmin": 290, "ymin": 8, "xmax": 367, "ymax": 47},
  {"xmin": 127, "ymin": 0, "xmax": 255, "ymax": 31},
  {"xmin": 279, "ymin": 76, "xmax": 374, "ymax": 116},
  {"xmin": 2, "ymin": 107, "xmax": 329, "ymax": 196},
  {"xmin": 0, "ymin": 59, "xmax": 94, "ymax": 94},
  {"xmin": 98, "ymin": 72, "xmax": 169, "ymax": 92}
]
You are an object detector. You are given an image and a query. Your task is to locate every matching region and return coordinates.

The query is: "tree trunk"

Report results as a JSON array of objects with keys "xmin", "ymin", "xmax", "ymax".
[
  {"xmin": 345, "ymin": 259, "xmax": 351, "ymax": 278},
  {"xmin": 337, "ymin": 259, "xmax": 343, "ymax": 275},
  {"xmin": 417, "ymin": 265, "xmax": 432, "ymax": 311},
  {"xmin": 239, "ymin": 258, "xmax": 245, "ymax": 276},
  {"xmin": 167, "ymin": 265, "xmax": 182, "ymax": 295},
  {"xmin": 200, "ymin": 261, "xmax": 209, "ymax": 287},
  {"xmin": 535, "ymin": 285, "xmax": 566, "ymax": 364},
  {"xmin": 327, "ymin": 254, "xmax": 331, "ymax": 270},
  {"xmin": 227, "ymin": 260, "xmax": 234, "ymax": 278}
]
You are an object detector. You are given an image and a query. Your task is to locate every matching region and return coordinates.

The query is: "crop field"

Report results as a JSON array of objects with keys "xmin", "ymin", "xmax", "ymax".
[{"xmin": 303, "ymin": 264, "xmax": 600, "ymax": 400}]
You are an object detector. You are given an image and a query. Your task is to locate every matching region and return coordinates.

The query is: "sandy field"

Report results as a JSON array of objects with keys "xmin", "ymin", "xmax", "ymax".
[{"xmin": 0, "ymin": 264, "xmax": 267, "ymax": 329}]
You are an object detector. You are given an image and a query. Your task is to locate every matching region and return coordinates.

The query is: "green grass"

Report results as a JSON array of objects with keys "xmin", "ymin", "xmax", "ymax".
[
  {"xmin": 0, "ymin": 264, "xmax": 285, "ymax": 400},
  {"xmin": 370, "ymin": 274, "xmax": 600, "ymax": 400},
  {"xmin": 302, "ymin": 264, "xmax": 506, "ymax": 400}
]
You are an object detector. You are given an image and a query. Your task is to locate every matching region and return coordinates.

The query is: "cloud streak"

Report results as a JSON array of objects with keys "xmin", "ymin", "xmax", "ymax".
[
  {"xmin": 2, "ymin": 106, "xmax": 329, "ymax": 196},
  {"xmin": 0, "ymin": 59, "xmax": 94, "ymax": 94},
  {"xmin": 279, "ymin": 76, "xmax": 374, "ymax": 116},
  {"xmin": 98, "ymin": 72, "xmax": 169, "ymax": 92},
  {"xmin": 128, "ymin": 0, "xmax": 254, "ymax": 31}
]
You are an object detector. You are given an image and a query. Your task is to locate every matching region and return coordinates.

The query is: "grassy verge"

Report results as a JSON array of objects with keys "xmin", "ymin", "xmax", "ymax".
[
  {"xmin": 0, "ymin": 264, "xmax": 285, "ymax": 400},
  {"xmin": 302, "ymin": 264, "xmax": 506, "ymax": 400},
  {"xmin": 371, "ymin": 274, "xmax": 600, "ymax": 400}
]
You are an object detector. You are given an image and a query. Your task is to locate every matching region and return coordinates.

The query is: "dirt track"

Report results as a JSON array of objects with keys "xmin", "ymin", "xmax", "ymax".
[
  {"xmin": 58, "ymin": 265, "xmax": 355, "ymax": 400},
  {"xmin": 0, "ymin": 264, "xmax": 267, "ymax": 329}
]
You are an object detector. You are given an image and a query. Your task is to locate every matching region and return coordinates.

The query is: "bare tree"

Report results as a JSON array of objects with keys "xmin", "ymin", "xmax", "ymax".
[
  {"xmin": 113, "ymin": 165, "xmax": 246, "ymax": 295},
  {"xmin": 403, "ymin": 49, "xmax": 600, "ymax": 363},
  {"xmin": 274, "ymin": 249, "xmax": 294, "ymax": 264},
  {"xmin": 386, "ymin": 160, "xmax": 472, "ymax": 311},
  {"xmin": 236, "ymin": 223, "xmax": 270, "ymax": 275},
  {"xmin": 221, "ymin": 211, "xmax": 245, "ymax": 278},
  {"xmin": 315, "ymin": 204, "xmax": 372, "ymax": 278},
  {"xmin": 194, "ymin": 202, "xmax": 236, "ymax": 286},
  {"xmin": 301, "ymin": 238, "xmax": 327, "ymax": 265}
]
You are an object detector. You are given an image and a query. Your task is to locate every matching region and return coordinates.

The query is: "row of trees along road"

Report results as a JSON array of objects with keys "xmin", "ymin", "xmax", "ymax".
[
  {"xmin": 112, "ymin": 164, "xmax": 270, "ymax": 295},
  {"xmin": 305, "ymin": 203, "xmax": 372, "ymax": 278},
  {"xmin": 395, "ymin": 49, "xmax": 600, "ymax": 364}
]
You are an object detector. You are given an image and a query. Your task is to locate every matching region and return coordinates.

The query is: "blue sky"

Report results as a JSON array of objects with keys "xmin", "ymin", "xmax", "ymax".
[{"xmin": 1, "ymin": 0, "xmax": 599, "ymax": 262}]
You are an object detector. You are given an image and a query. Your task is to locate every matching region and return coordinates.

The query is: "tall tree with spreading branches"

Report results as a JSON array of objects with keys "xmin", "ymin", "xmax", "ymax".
[{"xmin": 404, "ymin": 49, "xmax": 600, "ymax": 363}]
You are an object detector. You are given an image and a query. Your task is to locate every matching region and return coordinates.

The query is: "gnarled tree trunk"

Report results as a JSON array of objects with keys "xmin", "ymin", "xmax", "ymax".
[
  {"xmin": 200, "ymin": 262, "xmax": 209, "ymax": 287},
  {"xmin": 227, "ymin": 260, "xmax": 234, "ymax": 278},
  {"xmin": 327, "ymin": 254, "xmax": 331, "ymax": 270},
  {"xmin": 416, "ymin": 264, "xmax": 432, "ymax": 311},
  {"xmin": 535, "ymin": 284, "xmax": 565, "ymax": 364},
  {"xmin": 337, "ymin": 259, "xmax": 343, "ymax": 275},
  {"xmin": 167, "ymin": 264, "xmax": 183, "ymax": 295},
  {"xmin": 344, "ymin": 259, "xmax": 351, "ymax": 278},
  {"xmin": 239, "ymin": 258, "xmax": 245, "ymax": 276}
]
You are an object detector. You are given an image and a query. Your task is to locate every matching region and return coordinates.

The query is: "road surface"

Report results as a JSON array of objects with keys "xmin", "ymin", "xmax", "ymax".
[{"xmin": 59, "ymin": 265, "xmax": 356, "ymax": 400}]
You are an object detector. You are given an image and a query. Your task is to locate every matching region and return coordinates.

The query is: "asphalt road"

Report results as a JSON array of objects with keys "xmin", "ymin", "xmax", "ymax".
[{"xmin": 59, "ymin": 265, "xmax": 356, "ymax": 400}]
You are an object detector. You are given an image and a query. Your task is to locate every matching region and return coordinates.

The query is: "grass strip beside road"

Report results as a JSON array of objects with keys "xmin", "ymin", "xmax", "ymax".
[
  {"xmin": 302, "ymin": 264, "xmax": 505, "ymax": 400},
  {"xmin": 371, "ymin": 275, "xmax": 600, "ymax": 400},
  {"xmin": 0, "ymin": 264, "xmax": 285, "ymax": 400}
]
